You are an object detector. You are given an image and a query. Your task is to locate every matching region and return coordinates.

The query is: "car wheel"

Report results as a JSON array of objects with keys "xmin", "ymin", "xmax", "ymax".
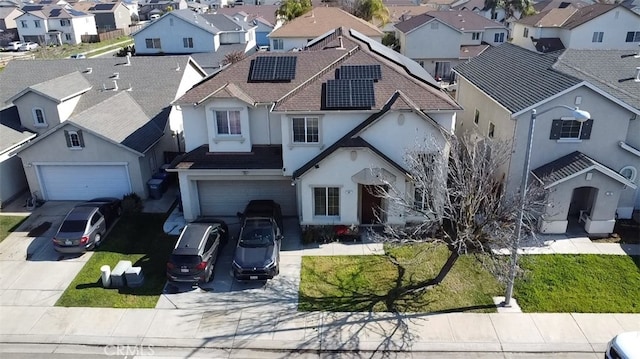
[{"xmin": 94, "ymin": 233, "xmax": 102, "ymax": 248}]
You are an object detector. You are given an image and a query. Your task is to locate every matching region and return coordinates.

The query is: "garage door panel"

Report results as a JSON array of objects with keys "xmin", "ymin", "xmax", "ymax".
[
  {"xmin": 198, "ymin": 180, "xmax": 296, "ymax": 216},
  {"xmin": 38, "ymin": 165, "xmax": 131, "ymax": 200}
]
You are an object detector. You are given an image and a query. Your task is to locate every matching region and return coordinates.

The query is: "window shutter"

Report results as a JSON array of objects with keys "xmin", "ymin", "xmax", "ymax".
[
  {"xmin": 579, "ymin": 119, "xmax": 593, "ymax": 140},
  {"xmin": 64, "ymin": 130, "xmax": 71, "ymax": 147},
  {"xmin": 77, "ymin": 130, "xmax": 85, "ymax": 147},
  {"xmin": 549, "ymin": 119, "xmax": 562, "ymax": 139}
]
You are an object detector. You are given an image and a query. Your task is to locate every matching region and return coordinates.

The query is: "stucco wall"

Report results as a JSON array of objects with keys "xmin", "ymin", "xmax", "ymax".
[
  {"xmin": 398, "ymin": 20, "xmax": 461, "ymax": 59},
  {"xmin": 565, "ymin": 8, "xmax": 640, "ymax": 50},
  {"xmin": 14, "ymin": 92, "xmax": 82, "ymax": 134},
  {"xmin": 0, "ymin": 155, "xmax": 28, "ymax": 207},
  {"xmin": 134, "ymin": 15, "xmax": 217, "ymax": 54}
]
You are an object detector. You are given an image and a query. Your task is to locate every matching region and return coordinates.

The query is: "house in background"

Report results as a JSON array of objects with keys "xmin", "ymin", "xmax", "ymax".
[
  {"xmin": 133, "ymin": 9, "xmax": 256, "ymax": 56},
  {"xmin": 72, "ymin": 1, "xmax": 132, "ymax": 32},
  {"xmin": 16, "ymin": 4, "xmax": 97, "ymax": 45},
  {"xmin": 268, "ymin": 7, "xmax": 383, "ymax": 52},
  {"xmin": 532, "ymin": 0, "xmax": 592, "ymax": 13},
  {"xmin": 169, "ymin": 27, "xmax": 461, "ymax": 226},
  {"xmin": 137, "ymin": 0, "xmax": 186, "ymax": 21},
  {"xmin": 0, "ymin": 6, "xmax": 21, "ymax": 30},
  {"xmin": 454, "ymin": 43, "xmax": 640, "ymax": 234},
  {"xmin": 0, "ymin": 56, "xmax": 206, "ymax": 201},
  {"xmin": 511, "ymin": 4, "xmax": 640, "ymax": 53},
  {"xmin": 0, "ymin": 107, "xmax": 35, "ymax": 208},
  {"xmin": 212, "ymin": 5, "xmax": 281, "ymax": 48},
  {"xmin": 394, "ymin": 10, "xmax": 507, "ymax": 81},
  {"xmin": 378, "ymin": 5, "xmax": 434, "ymax": 32}
]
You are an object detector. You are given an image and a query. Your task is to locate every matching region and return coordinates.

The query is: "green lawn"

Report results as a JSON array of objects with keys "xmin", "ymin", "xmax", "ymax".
[
  {"xmin": 0, "ymin": 216, "xmax": 28, "ymax": 243},
  {"xmin": 299, "ymin": 244, "xmax": 503, "ymax": 313},
  {"xmin": 56, "ymin": 213, "xmax": 176, "ymax": 308},
  {"xmin": 515, "ymin": 255, "xmax": 640, "ymax": 313},
  {"xmin": 33, "ymin": 37, "xmax": 133, "ymax": 59}
]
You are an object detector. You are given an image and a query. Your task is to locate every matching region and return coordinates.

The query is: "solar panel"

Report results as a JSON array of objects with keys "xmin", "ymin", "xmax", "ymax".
[
  {"xmin": 250, "ymin": 56, "xmax": 297, "ymax": 82},
  {"xmin": 49, "ymin": 8, "xmax": 62, "ymax": 17},
  {"xmin": 22, "ymin": 5, "xmax": 44, "ymax": 11},
  {"xmin": 94, "ymin": 3, "xmax": 116, "ymax": 10},
  {"xmin": 338, "ymin": 65, "xmax": 382, "ymax": 81},
  {"xmin": 325, "ymin": 79, "xmax": 375, "ymax": 109}
]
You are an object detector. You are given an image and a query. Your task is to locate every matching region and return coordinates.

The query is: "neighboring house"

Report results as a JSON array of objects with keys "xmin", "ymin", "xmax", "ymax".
[
  {"xmin": 212, "ymin": 6, "xmax": 281, "ymax": 48},
  {"xmin": 621, "ymin": 0, "xmax": 640, "ymax": 15},
  {"xmin": 132, "ymin": 9, "xmax": 256, "ymax": 56},
  {"xmin": 268, "ymin": 7, "xmax": 384, "ymax": 52},
  {"xmin": 169, "ymin": 27, "xmax": 461, "ymax": 226},
  {"xmin": 532, "ymin": 0, "xmax": 592, "ymax": 13},
  {"xmin": 0, "ymin": 107, "xmax": 35, "ymax": 208},
  {"xmin": 454, "ymin": 43, "xmax": 640, "ymax": 234},
  {"xmin": 137, "ymin": 0, "xmax": 186, "ymax": 20},
  {"xmin": 0, "ymin": 56, "xmax": 207, "ymax": 201},
  {"xmin": 511, "ymin": 4, "xmax": 640, "ymax": 53},
  {"xmin": 16, "ymin": 4, "xmax": 97, "ymax": 45},
  {"xmin": 72, "ymin": 1, "xmax": 132, "ymax": 32},
  {"xmin": 394, "ymin": 10, "xmax": 507, "ymax": 81},
  {"xmin": 0, "ymin": 6, "xmax": 22, "ymax": 30},
  {"xmin": 379, "ymin": 5, "xmax": 434, "ymax": 32}
]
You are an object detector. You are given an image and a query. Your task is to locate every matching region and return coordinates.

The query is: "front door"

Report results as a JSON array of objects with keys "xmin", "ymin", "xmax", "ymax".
[{"xmin": 361, "ymin": 185, "xmax": 383, "ymax": 224}]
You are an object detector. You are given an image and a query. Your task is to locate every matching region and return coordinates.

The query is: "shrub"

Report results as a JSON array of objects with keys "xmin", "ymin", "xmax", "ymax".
[{"xmin": 122, "ymin": 193, "xmax": 143, "ymax": 213}]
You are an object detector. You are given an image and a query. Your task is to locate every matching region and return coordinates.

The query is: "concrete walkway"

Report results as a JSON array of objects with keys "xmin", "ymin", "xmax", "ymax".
[{"xmin": 494, "ymin": 235, "xmax": 640, "ymax": 256}]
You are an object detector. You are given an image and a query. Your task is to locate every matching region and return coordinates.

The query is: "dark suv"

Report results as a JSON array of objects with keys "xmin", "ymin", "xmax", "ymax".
[
  {"xmin": 167, "ymin": 221, "xmax": 228, "ymax": 284},
  {"xmin": 232, "ymin": 200, "xmax": 283, "ymax": 280}
]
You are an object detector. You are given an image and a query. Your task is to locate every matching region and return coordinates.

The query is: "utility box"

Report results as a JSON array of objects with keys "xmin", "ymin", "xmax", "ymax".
[
  {"xmin": 110, "ymin": 260, "xmax": 132, "ymax": 288},
  {"xmin": 125, "ymin": 266, "xmax": 144, "ymax": 288}
]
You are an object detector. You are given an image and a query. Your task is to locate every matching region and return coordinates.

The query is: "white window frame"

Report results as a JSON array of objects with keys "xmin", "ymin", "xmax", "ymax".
[
  {"xmin": 183, "ymin": 37, "xmax": 193, "ymax": 48},
  {"xmin": 68, "ymin": 131, "xmax": 82, "ymax": 149},
  {"xmin": 592, "ymin": 31, "xmax": 604, "ymax": 43},
  {"xmin": 292, "ymin": 117, "xmax": 319, "ymax": 144},
  {"xmin": 472, "ymin": 32, "xmax": 480, "ymax": 40},
  {"xmin": 626, "ymin": 31, "xmax": 640, "ymax": 42},
  {"xmin": 214, "ymin": 110, "xmax": 242, "ymax": 136},
  {"xmin": 273, "ymin": 38, "xmax": 283, "ymax": 50},
  {"xmin": 494, "ymin": 32, "xmax": 505, "ymax": 43},
  {"xmin": 145, "ymin": 38, "xmax": 161, "ymax": 49},
  {"xmin": 313, "ymin": 187, "xmax": 340, "ymax": 217},
  {"xmin": 559, "ymin": 120, "xmax": 583, "ymax": 139},
  {"xmin": 60, "ymin": 19, "xmax": 70, "ymax": 26},
  {"xmin": 32, "ymin": 108, "xmax": 47, "ymax": 127}
]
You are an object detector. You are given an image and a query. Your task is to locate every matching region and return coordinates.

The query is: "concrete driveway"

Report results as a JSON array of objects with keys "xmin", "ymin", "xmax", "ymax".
[
  {"xmin": 0, "ymin": 202, "xmax": 92, "ymax": 307},
  {"xmin": 157, "ymin": 218, "xmax": 303, "ymax": 312}
]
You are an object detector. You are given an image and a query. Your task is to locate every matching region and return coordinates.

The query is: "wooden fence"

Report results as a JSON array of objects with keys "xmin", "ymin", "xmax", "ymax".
[{"xmin": 80, "ymin": 24, "xmax": 144, "ymax": 43}]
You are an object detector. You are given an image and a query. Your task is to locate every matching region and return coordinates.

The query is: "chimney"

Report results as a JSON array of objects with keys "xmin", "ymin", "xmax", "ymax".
[{"xmin": 113, "ymin": 80, "xmax": 118, "ymax": 91}]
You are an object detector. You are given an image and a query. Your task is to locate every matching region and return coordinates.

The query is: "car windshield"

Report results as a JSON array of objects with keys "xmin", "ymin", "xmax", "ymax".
[
  {"xmin": 239, "ymin": 224, "xmax": 274, "ymax": 248},
  {"xmin": 59, "ymin": 220, "xmax": 87, "ymax": 232}
]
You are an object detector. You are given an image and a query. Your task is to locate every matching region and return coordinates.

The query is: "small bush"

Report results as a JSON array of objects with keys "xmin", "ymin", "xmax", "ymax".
[{"xmin": 122, "ymin": 193, "xmax": 143, "ymax": 213}]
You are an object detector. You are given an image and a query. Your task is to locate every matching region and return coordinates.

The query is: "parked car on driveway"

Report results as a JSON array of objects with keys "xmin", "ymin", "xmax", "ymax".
[
  {"xmin": 18, "ymin": 42, "xmax": 38, "ymax": 51},
  {"xmin": 605, "ymin": 331, "xmax": 640, "ymax": 359},
  {"xmin": 232, "ymin": 213, "xmax": 282, "ymax": 281},
  {"xmin": 167, "ymin": 221, "xmax": 228, "ymax": 284},
  {"xmin": 52, "ymin": 198, "xmax": 122, "ymax": 254},
  {"xmin": 4, "ymin": 41, "xmax": 24, "ymax": 51},
  {"xmin": 70, "ymin": 53, "xmax": 86, "ymax": 59},
  {"xmin": 239, "ymin": 199, "xmax": 283, "ymax": 233}
]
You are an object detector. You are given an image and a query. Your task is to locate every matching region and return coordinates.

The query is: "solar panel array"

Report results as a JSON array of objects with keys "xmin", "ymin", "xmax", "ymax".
[
  {"xmin": 48, "ymin": 8, "xmax": 62, "ymax": 17},
  {"xmin": 325, "ymin": 79, "xmax": 375, "ymax": 109},
  {"xmin": 338, "ymin": 65, "xmax": 382, "ymax": 81},
  {"xmin": 94, "ymin": 3, "xmax": 116, "ymax": 10},
  {"xmin": 250, "ymin": 56, "xmax": 297, "ymax": 82},
  {"xmin": 22, "ymin": 5, "xmax": 44, "ymax": 11}
]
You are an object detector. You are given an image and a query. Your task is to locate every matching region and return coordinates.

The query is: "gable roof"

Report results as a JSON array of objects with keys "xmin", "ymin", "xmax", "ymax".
[
  {"xmin": 176, "ymin": 27, "xmax": 459, "ymax": 113},
  {"xmin": 0, "ymin": 56, "xmax": 204, "ymax": 153},
  {"xmin": 19, "ymin": 4, "xmax": 90, "ymax": 19},
  {"xmin": 212, "ymin": 5, "xmax": 279, "ymax": 27},
  {"xmin": 395, "ymin": 10, "xmax": 505, "ymax": 33},
  {"xmin": 0, "ymin": 106, "xmax": 35, "ymax": 154},
  {"xmin": 561, "ymin": 3, "xmax": 618, "ymax": 29},
  {"xmin": 171, "ymin": 144, "xmax": 284, "ymax": 170},
  {"xmin": 386, "ymin": 5, "xmax": 434, "ymax": 23},
  {"xmin": 516, "ymin": 3, "xmax": 625, "ymax": 29},
  {"xmin": 532, "ymin": 151, "xmax": 637, "ymax": 189},
  {"xmin": 268, "ymin": 7, "xmax": 382, "ymax": 38},
  {"xmin": 0, "ymin": 6, "xmax": 22, "ymax": 18},
  {"xmin": 9, "ymin": 71, "xmax": 92, "ymax": 104},
  {"xmin": 532, "ymin": 0, "xmax": 590, "ymax": 13},
  {"xmin": 453, "ymin": 43, "xmax": 581, "ymax": 114}
]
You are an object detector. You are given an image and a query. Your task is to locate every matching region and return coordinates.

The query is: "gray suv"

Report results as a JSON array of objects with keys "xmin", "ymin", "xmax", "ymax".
[{"xmin": 167, "ymin": 221, "xmax": 228, "ymax": 284}]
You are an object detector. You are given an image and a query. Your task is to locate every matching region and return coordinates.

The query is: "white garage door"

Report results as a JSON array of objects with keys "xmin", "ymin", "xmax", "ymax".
[
  {"xmin": 38, "ymin": 164, "xmax": 131, "ymax": 200},
  {"xmin": 198, "ymin": 180, "xmax": 297, "ymax": 216}
]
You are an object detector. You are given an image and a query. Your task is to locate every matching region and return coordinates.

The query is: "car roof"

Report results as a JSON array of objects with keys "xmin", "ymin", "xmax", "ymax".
[
  {"xmin": 613, "ymin": 331, "xmax": 640, "ymax": 356},
  {"xmin": 66, "ymin": 206, "xmax": 97, "ymax": 219},
  {"xmin": 172, "ymin": 223, "xmax": 216, "ymax": 255}
]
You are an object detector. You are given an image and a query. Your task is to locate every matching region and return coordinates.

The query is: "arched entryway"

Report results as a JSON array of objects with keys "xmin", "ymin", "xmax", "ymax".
[{"xmin": 567, "ymin": 186, "xmax": 598, "ymax": 232}]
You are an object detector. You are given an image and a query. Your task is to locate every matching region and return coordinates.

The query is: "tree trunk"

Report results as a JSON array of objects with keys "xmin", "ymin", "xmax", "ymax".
[{"xmin": 429, "ymin": 250, "xmax": 459, "ymax": 286}]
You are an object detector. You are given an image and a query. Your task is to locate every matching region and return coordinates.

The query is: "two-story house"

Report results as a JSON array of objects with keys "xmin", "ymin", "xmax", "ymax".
[
  {"xmin": 169, "ymin": 27, "xmax": 461, "ymax": 225},
  {"xmin": 137, "ymin": 0, "xmax": 186, "ymax": 21},
  {"xmin": 212, "ymin": 5, "xmax": 282, "ymax": 48},
  {"xmin": 133, "ymin": 9, "xmax": 256, "ymax": 60},
  {"xmin": 0, "ymin": 56, "xmax": 206, "ymax": 201},
  {"xmin": 511, "ymin": 4, "xmax": 640, "ymax": 53},
  {"xmin": 0, "ymin": 6, "xmax": 22, "ymax": 30},
  {"xmin": 394, "ymin": 10, "xmax": 508, "ymax": 81},
  {"xmin": 16, "ymin": 4, "xmax": 97, "ymax": 45},
  {"xmin": 454, "ymin": 43, "xmax": 640, "ymax": 234},
  {"xmin": 72, "ymin": 1, "xmax": 132, "ymax": 32},
  {"xmin": 267, "ymin": 7, "xmax": 383, "ymax": 52}
]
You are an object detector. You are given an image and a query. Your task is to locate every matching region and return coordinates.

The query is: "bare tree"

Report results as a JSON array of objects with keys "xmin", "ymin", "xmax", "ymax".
[
  {"xmin": 222, "ymin": 50, "xmax": 245, "ymax": 65},
  {"xmin": 373, "ymin": 133, "xmax": 545, "ymax": 299}
]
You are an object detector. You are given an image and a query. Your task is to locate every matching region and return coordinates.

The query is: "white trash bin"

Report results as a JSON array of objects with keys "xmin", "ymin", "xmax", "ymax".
[{"xmin": 101, "ymin": 265, "xmax": 111, "ymax": 288}]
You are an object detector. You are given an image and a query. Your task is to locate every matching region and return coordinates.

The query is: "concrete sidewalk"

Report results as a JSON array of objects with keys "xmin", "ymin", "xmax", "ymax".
[
  {"xmin": 494, "ymin": 235, "xmax": 640, "ymax": 256},
  {"xmin": 0, "ymin": 305, "xmax": 638, "ymax": 355}
]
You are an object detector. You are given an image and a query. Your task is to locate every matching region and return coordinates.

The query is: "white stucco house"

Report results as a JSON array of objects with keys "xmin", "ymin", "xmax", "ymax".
[
  {"xmin": 454, "ymin": 43, "xmax": 640, "ymax": 234},
  {"xmin": 0, "ymin": 106, "xmax": 35, "ymax": 208},
  {"xmin": 511, "ymin": 4, "xmax": 640, "ymax": 53},
  {"xmin": 169, "ymin": 27, "xmax": 461, "ymax": 226},
  {"xmin": 0, "ymin": 56, "xmax": 206, "ymax": 201},
  {"xmin": 394, "ymin": 10, "xmax": 508, "ymax": 81},
  {"xmin": 267, "ymin": 7, "xmax": 383, "ymax": 52},
  {"xmin": 16, "ymin": 4, "xmax": 97, "ymax": 45},
  {"xmin": 132, "ymin": 9, "xmax": 256, "ymax": 58}
]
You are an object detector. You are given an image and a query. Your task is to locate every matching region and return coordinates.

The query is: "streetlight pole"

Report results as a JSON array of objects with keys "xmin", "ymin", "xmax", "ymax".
[{"xmin": 503, "ymin": 105, "xmax": 590, "ymax": 307}]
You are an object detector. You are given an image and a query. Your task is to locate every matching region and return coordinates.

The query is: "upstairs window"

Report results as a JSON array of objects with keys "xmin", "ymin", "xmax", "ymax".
[
  {"xmin": 592, "ymin": 31, "xmax": 604, "ymax": 43},
  {"xmin": 183, "ymin": 37, "xmax": 193, "ymax": 48},
  {"xmin": 472, "ymin": 32, "xmax": 480, "ymax": 40},
  {"xmin": 145, "ymin": 38, "xmax": 161, "ymax": 49},
  {"xmin": 65, "ymin": 33, "xmax": 72, "ymax": 41},
  {"xmin": 20, "ymin": 20, "xmax": 27, "ymax": 28},
  {"xmin": 626, "ymin": 31, "xmax": 640, "ymax": 42},
  {"xmin": 474, "ymin": 109, "xmax": 480, "ymax": 125},
  {"xmin": 523, "ymin": 27, "xmax": 529, "ymax": 38},
  {"xmin": 273, "ymin": 38, "xmax": 283, "ymax": 50},
  {"xmin": 550, "ymin": 119, "xmax": 594, "ymax": 140},
  {"xmin": 488, "ymin": 122, "xmax": 495, "ymax": 138},
  {"xmin": 494, "ymin": 32, "xmax": 505, "ymax": 43},
  {"xmin": 32, "ymin": 108, "xmax": 46, "ymax": 126},
  {"xmin": 64, "ymin": 130, "xmax": 85, "ymax": 149},
  {"xmin": 292, "ymin": 117, "xmax": 319, "ymax": 143},
  {"xmin": 60, "ymin": 19, "xmax": 70, "ymax": 26},
  {"xmin": 215, "ymin": 110, "xmax": 241, "ymax": 135},
  {"xmin": 34, "ymin": 20, "xmax": 41, "ymax": 28}
]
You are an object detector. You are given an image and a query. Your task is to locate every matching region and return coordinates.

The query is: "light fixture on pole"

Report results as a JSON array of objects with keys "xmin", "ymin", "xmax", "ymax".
[{"xmin": 503, "ymin": 105, "xmax": 591, "ymax": 307}]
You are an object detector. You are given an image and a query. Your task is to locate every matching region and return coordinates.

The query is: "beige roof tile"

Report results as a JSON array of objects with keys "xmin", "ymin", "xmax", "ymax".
[{"xmin": 268, "ymin": 7, "xmax": 383, "ymax": 38}]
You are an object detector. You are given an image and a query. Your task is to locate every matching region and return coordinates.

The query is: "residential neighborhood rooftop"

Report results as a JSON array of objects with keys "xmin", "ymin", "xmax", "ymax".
[
  {"xmin": 0, "ymin": 107, "xmax": 35, "ymax": 154},
  {"xmin": 516, "ymin": 3, "xmax": 618, "ymax": 28},
  {"xmin": 212, "ymin": 5, "xmax": 279, "ymax": 27},
  {"xmin": 267, "ymin": 7, "xmax": 383, "ymax": 39},
  {"xmin": 394, "ymin": 10, "xmax": 505, "ymax": 33}
]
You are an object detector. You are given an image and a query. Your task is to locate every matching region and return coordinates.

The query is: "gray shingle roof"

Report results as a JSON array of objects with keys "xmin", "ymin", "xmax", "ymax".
[
  {"xmin": 201, "ymin": 13, "xmax": 251, "ymax": 31},
  {"xmin": 171, "ymin": 145, "xmax": 283, "ymax": 170},
  {"xmin": 553, "ymin": 49, "xmax": 640, "ymax": 110},
  {"xmin": 453, "ymin": 43, "xmax": 581, "ymax": 113},
  {"xmin": 395, "ymin": 10, "xmax": 505, "ymax": 33},
  {"xmin": 10, "ymin": 71, "xmax": 91, "ymax": 103},
  {"xmin": 0, "ymin": 106, "xmax": 35, "ymax": 154},
  {"xmin": 0, "ymin": 56, "xmax": 199, "ymax": 153},
  {"xmin": 532, "ymin": 151, "xmax": 635, "ymax": 187},
  {"xmin": 165, "ymin": 9, "xmax": 221, "ymax": 34}
]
